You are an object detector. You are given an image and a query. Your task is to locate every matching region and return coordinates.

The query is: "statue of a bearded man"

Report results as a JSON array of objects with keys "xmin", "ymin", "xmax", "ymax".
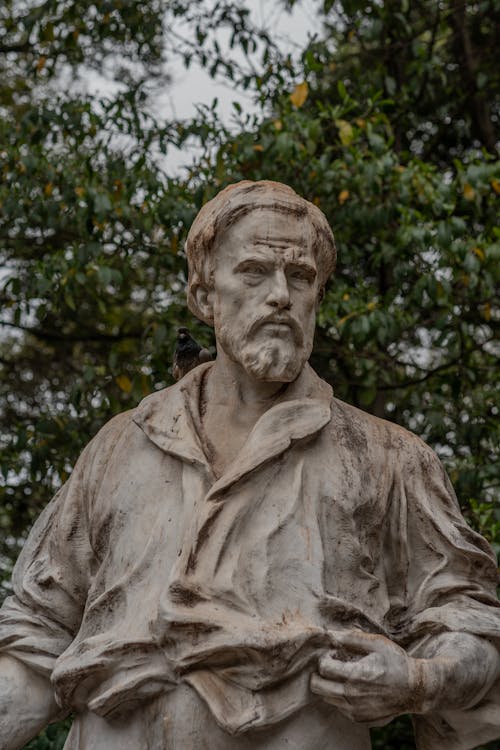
[{"xmin": 1, "ymin": 181, "xmax": 499, "ymax": 750}]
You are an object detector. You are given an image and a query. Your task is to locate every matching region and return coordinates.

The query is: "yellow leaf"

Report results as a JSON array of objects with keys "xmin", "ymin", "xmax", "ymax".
[
  {"xmin": 253, "ymin": 144, "xmax": 264, "ymax": 152},
  {"xmin": 491, "ymin": 178, "xmax": 500, "ymax": 195},
  {"xmin": 335, "ymin": 119, "xmax": 354, "ymax": 146},
  {"xmin": 342, "ymin": 293, "xmax": 350, "ymax": 301},
  {"xmin": 116, "ymin": 375, "xmax": 133, "ymax": 393},
  {"xmin": 273, "ymin": 119, "xmax": 283, "ymax": 131},
  {"xmin": 472, "ymin": 246, "xmax": 485, "ymax": 261},
  {"xmin": 338, "ymin": 189, "xmax": 350, "ymax": 205},
  {"xmin": 482, "ymin": 303, "xmax": 491, "ymax": 321},
  {"xmin": 141, "ymin": 374, "xmax": 152, "ymax": 396},
  {"xmin": 44, "ymin": 182, "xmax": 53, "ymax": 197},
  {"xmin": 290, "ymin": 81, "xmax": 308, "ymax": 108},
  {"xmin": 75, "ymin": 186, "xmax": 85, "ymax": 198},
  {"xmin": 463, "ymin": 183, "xmax": 475, "ymax": 201},
  {"xmin": 367, "ymin": 300, "xmax": 377, "ymax": 311},
  {"xmin": 355, "ymin": 118, "xmax": 366, "ymax": 129},
  {"xmin": 36, "ymin": 56, "xmax": 47, "ymax": 72}
]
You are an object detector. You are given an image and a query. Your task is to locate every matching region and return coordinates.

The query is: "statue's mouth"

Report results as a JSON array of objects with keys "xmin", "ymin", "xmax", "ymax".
[
  {"xmin": 250, "ymin": 315, "xmax": 302, "ymax": 341},
  {"xmin": 260, "ymin": 321, "xmax": 293, "ymax": 334}
]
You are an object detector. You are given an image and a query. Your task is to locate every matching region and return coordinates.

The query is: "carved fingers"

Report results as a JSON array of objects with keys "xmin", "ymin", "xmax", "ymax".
[{"xmin": 310, "ymin": 630, "xmax": 414, "ymax": 725}]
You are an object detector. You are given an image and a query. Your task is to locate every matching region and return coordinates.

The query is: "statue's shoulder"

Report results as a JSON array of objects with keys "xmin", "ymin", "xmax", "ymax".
[
  {"xmin": 90, "ymin": 406, "xmax": 137, "ymax": 446},
  {"xmin": 77, "ymin": 408, "xmax": 138, "ymax": 473},
  {"xmin": 94, "ymin": 377, "xmax": 186, "ymax": 443},
  {"xmin": 132, "ymin": 379, "xmax": 181, "ymax": 414},
  {"xmin": 75, "ymin": 382, "xmax": 183, "ymax": 485},
  {"xmin": 328, "ymin": 394, "xmax": 436, "ymax": 463}
]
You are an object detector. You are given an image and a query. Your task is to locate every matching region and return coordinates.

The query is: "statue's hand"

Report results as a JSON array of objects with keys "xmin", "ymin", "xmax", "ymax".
[{"xmin": 310, "ymin": 630, "xmax": 417, "ymax": 726}]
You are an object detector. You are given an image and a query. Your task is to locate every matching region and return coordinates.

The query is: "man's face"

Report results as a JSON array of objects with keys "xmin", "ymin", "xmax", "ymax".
[{"xmin": 209, "ymin": 207, "xmax": 319, "ymax": 382}]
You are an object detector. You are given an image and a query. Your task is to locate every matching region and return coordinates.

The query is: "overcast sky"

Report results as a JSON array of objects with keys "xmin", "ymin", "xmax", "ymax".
[
  {"xmin": 163, "ymin": 0, "xmax": 321, "ymax": 121},
  {"xmin": 83, "ymin": 0, "xmax": 322, "ymax": 173}
]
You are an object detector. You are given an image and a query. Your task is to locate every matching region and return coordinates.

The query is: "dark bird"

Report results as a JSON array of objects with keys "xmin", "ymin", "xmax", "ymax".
[{"xmin": 172, "ymin": 327, "xmax": 212, "ymax": 381}]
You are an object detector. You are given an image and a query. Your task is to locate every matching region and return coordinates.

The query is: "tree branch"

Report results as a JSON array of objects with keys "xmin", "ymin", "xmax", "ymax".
[
  {"xmin": 414, "ymin": 5, "xmax": 441, "ymax": 104},
  {"xmin": 377, "ymin": 355, "xmax": 463, "ymax": 390},
  {"xmin": 449, "ymin": 0, "xmax": 497, "ymax": 153},
  {"xmin": 0, "ymin": 320, "xmax": 140, "ymax": 343},
  {"xmin": 0, "ymin": 40, "xmax": 31, "ymax": 54}
]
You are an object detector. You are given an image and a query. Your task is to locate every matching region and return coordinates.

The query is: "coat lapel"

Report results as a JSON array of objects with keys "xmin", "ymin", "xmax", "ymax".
[
  {"xmin": 132, "ymin": 362, "xmax": 333, "ymax": 495},
  {"xmin": 206, "ymin": 396, "xmax": 331, "ymax": 501},
  {"xmin": 132, "ymin": 364, "xmax": 211, "ymax": 471}
]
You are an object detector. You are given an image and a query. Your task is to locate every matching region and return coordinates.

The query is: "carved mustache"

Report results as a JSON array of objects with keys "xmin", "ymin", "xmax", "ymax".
[{"xmin": 247, "ymin": 314, "xmax": 304, "ymax": 345}]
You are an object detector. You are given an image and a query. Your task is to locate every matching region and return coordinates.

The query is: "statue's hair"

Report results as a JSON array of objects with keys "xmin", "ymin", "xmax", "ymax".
[{"xmin": 185, "ymin": 180, "xmax": 336, "ymax": 324}]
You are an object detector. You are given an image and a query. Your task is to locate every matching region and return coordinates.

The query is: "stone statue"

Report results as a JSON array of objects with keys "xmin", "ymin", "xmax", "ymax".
[{"xmin": 0, "ymin": 180, "xmax": 499, "ymax": 750}]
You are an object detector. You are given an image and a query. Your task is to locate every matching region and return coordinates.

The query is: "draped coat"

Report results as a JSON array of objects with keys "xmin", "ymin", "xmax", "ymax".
[{"xmin": 1, "ymin": 363, "xmax": 499, "ymax": 749}]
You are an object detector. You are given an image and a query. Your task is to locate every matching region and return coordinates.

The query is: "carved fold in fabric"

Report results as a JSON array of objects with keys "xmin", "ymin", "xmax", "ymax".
[
  {"xmin": 0, "ymin": 362, "xmax": 499, "ymax": 744},
  {"xmin": 184, "ymin": 668, "xmax": 315, "ymax": 735}
]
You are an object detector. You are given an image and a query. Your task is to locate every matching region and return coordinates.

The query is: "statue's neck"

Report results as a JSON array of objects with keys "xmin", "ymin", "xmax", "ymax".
[
  {"xmin": 199, "ymin": 352, "xmax": 289, "ymax": 477},
  {"xmin": 206, "ymin": 349, "xmax": 288, "ymax": 411}
]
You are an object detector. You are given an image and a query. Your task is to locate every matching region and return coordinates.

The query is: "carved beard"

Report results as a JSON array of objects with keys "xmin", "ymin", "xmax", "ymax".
[
  {"xmin": 215, "ymin": 314, "xmax": 312, "ymax": 382},
  {"xmin": 239, "ymin": 337, "xmax": 304, "ymax": 381}
]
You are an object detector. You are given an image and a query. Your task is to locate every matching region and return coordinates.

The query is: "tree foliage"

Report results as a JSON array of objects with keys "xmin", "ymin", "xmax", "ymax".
[
  {"xmin": 301, "ymin": 0, "xmax": 499, "ymax": 160},
  {"xmin": 0, "ymin": 1, "xmax": 498, "ymax": 748}
]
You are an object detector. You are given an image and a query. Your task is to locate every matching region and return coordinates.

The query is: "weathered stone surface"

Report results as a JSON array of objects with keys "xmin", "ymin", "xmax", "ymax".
[{"xmin": 0, "ymin": 181, "xmax": 499, "ymax": 749}]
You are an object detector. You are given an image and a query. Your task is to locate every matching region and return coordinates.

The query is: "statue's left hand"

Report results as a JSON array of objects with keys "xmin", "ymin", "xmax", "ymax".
[{"xmin": 310, "ymin": 630, "xmax": 416, "ymax": 726}]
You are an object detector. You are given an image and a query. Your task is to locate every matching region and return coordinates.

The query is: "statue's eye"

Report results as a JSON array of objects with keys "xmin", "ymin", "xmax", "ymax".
[
  {"xmin": 238, "ymin": 262, "xmax": 267, "ymax": 278},
  {"xmin": 288, "ymin": 266, "xmax": 315, "ymax": 283}
]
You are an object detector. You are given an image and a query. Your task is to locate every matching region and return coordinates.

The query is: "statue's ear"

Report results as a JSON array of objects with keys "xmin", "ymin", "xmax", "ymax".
[
  {"xmin": 191, "ymin": 282, "xmax": 214, "ymax": 325},
  {"xmin": 316, "ymin": 285, "xmax": 325, "ymax": 309}
]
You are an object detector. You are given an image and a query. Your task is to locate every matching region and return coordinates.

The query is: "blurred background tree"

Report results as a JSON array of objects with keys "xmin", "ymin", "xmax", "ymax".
[{"xmin": 0, "ymin": 1, "xmax": 498, "ymax": 748}]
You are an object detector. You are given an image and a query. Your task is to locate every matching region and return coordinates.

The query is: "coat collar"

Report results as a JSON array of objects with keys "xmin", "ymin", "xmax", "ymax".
[{"xmin": 133, "ymin": 362, "xmax": 332, "ymax": 494}]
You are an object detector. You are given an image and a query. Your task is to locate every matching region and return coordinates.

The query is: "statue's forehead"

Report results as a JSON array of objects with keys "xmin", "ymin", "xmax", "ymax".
[{"xmin": 220, "ymin": 205, "xmax": 312, "ymax": 246}]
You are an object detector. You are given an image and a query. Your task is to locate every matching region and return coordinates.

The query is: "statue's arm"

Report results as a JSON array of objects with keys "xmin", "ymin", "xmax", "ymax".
[
  {"xmin": 313, "ymin": 434, "xmax": 500, "ymax": 746},
  {"xmin": 411, "ymin": 632, "xmax": 500, "ymax": 750},
  {"xmin": 0, "ymin": 424, "xmax": 113, "ymax": 746},
  {"xmin": 409, "ymin": 631, "xmax": 499, "ymax": 713},
  {"xmin": 0, "ymin": 413, "xmax": 130, "ymax": 743},
  {"xmin": 0, "ymin": 654, "xmax": 61, "ymax": 750}
]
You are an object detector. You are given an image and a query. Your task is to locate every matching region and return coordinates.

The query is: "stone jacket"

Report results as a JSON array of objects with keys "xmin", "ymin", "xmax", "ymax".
[{"xmin": 0, "ymin": 362, "xmax": 499, "ymax": 749}]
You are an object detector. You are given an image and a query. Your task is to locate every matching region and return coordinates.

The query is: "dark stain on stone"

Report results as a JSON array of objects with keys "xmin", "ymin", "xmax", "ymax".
[
  {"xmin": 185, "ymin": 504, "xmax": 224, "ymax": 574},
  {"xmin": 168, "ymin": 583, "xmax": 205, "ymax": 608}
]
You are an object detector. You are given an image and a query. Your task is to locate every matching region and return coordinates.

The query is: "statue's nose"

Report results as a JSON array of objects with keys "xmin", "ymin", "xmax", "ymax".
[{"xmin": 266, "ymin": 270, "xmax": 291, "ymax": 309}]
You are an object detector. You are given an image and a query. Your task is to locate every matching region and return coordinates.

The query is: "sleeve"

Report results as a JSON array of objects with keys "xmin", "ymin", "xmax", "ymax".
[
  {"xmin": 0, "ymin": 439, "xmax": 97, "ymax": 677},
  {"xmin": 385, "ymin": 438, "xmax": 500, "ymax": 749}
]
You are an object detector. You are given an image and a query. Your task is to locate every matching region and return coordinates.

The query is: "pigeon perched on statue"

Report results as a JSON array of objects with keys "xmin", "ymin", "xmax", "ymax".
[{"xmin": 172, "ymin": 327, "xmax": 212, "ymax": 381}]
